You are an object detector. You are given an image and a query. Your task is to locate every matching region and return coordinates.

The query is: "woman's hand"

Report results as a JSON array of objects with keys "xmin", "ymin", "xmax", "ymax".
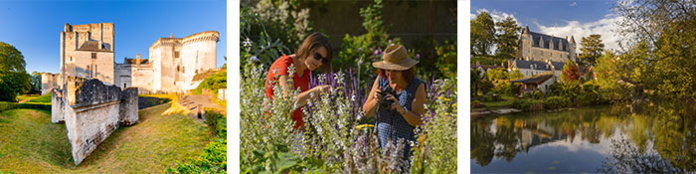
[
  {"xmin": 314, "ymin": 85, "xmax": 333, "ymax": 94},
  {"xmin": 386, "ymin": 94, "xmax": 406, "ymax": 115},
  {"xmin": 373, "ymin": 88, "xmax": 383, "ymax": 102}
]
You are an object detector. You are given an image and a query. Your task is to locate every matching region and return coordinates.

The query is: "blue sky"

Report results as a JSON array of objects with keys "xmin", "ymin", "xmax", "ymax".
[
  {"xmin": 0, "ymin": 1, "xmax": 226, "ymax": 73},
  {"xmin": 471, "ymin": 0, "xmax": 623, "ymax": 52}
]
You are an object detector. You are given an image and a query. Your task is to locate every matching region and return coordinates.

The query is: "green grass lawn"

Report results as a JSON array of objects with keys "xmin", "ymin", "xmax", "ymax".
[
  {"xmin": 0, "ymin": 102, "xmax": 211, "ymax": 173},
  {"xmin": 481, "ymin": 95, "xmax": 516, "ymax": 109},
  {"xmin": 16, "ymin": 94, "xmax": 40, "ymax": 102},
  {"xmin": 27, "ymin": 93, "xmax": 52, "ymax": 103}
]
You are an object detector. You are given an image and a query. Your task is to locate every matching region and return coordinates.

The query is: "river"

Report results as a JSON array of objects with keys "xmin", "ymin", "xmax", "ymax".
[{"xmin": 471, "ymin": 106, "xmax": 696, "ymax": 173}]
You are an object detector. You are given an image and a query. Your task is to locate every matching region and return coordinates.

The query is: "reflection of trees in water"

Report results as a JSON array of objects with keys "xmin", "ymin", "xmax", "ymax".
[
  {"xmin": 471, "ymin": 119, "xmax": 495, "ymax": 166},
  {"xmin": 651, "ymin": 106, "xmax": 696, "ymax": 171},
  {"xmin": 598, "ymin": 136, "xmax": 689, "ymax": 173},
  {"xmin": 599, "ymin": 106, "xmax": 696, "ymax": 172},
  {"xmin": 471, "ymin": 107, "xmax": 627, "ymax": 167}
]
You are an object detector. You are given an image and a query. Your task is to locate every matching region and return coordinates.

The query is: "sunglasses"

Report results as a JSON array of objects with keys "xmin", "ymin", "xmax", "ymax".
[{"xmin": 313, "ymin": 53, "xmax": 329, "ymax": 64}]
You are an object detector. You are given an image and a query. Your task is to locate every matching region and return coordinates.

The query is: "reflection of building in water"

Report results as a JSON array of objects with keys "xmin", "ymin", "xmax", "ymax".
[{"xmin": 514, "ymin": 119, "xmax": 573, "ymax": 154}]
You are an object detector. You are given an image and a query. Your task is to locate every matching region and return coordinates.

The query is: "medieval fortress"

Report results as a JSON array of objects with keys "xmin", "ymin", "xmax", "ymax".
[
  {"xmin": 42, "ymin": 22, "xmax": 219, "ymax": 94},
  {"xmin": 43, "ymin": 22, "xmax": 218, "ymax": 165}
]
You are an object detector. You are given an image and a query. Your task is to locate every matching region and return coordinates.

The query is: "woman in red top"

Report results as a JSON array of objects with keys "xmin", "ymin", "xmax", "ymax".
[{"xmin": 264, "ymin": 32, "xmax": 333, "ymax": 130}]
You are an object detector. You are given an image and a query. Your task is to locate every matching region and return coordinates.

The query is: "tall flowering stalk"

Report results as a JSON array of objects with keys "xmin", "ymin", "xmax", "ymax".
[
  {"xmin": 240, "ymin": 53, "xmax": 303, "ymax": 172},
  {"xmin": 412, "ymin": 78, "xmax": 458, "ymax": 173}
]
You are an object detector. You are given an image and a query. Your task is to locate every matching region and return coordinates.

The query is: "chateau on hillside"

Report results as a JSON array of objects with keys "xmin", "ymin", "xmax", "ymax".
[
  {"xmin": 43, "ymin": 23, "xmax": 219, "ymax": 94},
  {"xmin": 517, "ymin": 25, "xmax": 577, "ymax": 62}
]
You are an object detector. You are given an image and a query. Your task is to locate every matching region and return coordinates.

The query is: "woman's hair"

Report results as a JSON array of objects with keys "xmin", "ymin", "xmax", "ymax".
[
  {"xmin": 296, "ymin": 32, "xmax": 333, "ymax": 70},
  {"xmin": 377, "ymin": 67, "xmax": 416, "ymax": 82}
]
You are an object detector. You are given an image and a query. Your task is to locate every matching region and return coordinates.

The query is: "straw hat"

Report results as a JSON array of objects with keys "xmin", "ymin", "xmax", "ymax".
[{"xmin": 372, "ymin": 44, "xmax": 419, "ymax": 71}]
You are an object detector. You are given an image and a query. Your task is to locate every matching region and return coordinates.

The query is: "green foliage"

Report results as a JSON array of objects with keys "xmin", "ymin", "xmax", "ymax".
[
  {"xmin": 543, "ymin": 96, "xmax": 570, "ymax": 110},
  {"xmin": 471, "ymin": 12, "xmax": 496, "ymax": 56},
  {"xmin": 512, "ymin": 99, "xmax": 543, "ymax": 111},
  {"xmin": 579, "ymin": 34, "xmax": 604, "ymax": 65},
  {"xmin": 434, "ymin": 39, "xmax": 457, "ymax": 80},
  {"xmin": 240, "ymin": 1, "xmax": 306, "ymax": 68},
  {"xmin": 169, "ymin": 139, "xmax": 227, "ymax": 174},
  {"xmin": 0, "ymin": 101, "xmax": 17, "ymax": 112},
  {"xmin": 492, "ymin": 81, "xmax": 521, "ymax": 97},
  {"xmin": 169, "ymin": 109, "xmax": 227, "ymax": 173},
  {"xmin": 17, "ymin": 102, "xmax": 51, "ymax": 110},
  {"xmin": 194, "ymin": 70, "xmax": 227, "ymax": 95},
  {"xmin": 412, "ymin": 80, "xmax": 458, "ymax": 173},
  {"xmin": 495, "ymin": 16, "xmax": 521, "ymax": 59},
  {"xmin": 0, "ymin": 41, "xmax": 31, "ymax": 101}
]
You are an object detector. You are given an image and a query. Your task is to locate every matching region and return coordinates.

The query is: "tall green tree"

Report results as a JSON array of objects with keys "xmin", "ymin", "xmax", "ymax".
[
  {"xmin": 471, "ymin": 11, "xmax": 496, "ymax": 56},
  {"xmin": 495, "ymin": 16, "xmax": 521, "ymax": 60},
  {"xmin": 579, "ymin": 34, "xmax": 604, "ymax": 65},
  {"xmin": 0, "ymin": 41, "xmax": 31, "ymax": 101},
  {"xmin": 29, "ymin": 71, "xmax": 41, "ymax": 94}
]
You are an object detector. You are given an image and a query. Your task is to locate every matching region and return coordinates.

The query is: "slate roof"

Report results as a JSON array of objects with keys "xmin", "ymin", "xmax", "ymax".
[
  {"xmin": 76, "ymin": 41, "xmax": 112, "ymax": 52},
  {"xmin": 510, "ymin": 73, "xmax": 554, "ymax": 84},
  {"xmin": 512, "ymin": 59, "xmax": 563, "ymax": 71},
  {"xmin": 530, "ymin": 32, "xmax": 570, "ymax": 51}
]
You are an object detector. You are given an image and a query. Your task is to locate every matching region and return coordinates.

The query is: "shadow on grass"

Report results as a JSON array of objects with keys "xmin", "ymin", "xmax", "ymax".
[{"xmin": 0, "ymin": 102, "xmax": 211, "ymax": 173}]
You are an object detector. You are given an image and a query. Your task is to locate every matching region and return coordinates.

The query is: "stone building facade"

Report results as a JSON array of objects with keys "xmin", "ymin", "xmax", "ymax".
[
  {"xmin": 518, "ymin": 26, "xmax": 577, "ymax": 63},
  {"xmin": 44, "ymin": 23, "xmax": 219, "ymax": 94},
  {"xmin": 60, "ymin": 23, "xmax": 115, "ymax": 85}
]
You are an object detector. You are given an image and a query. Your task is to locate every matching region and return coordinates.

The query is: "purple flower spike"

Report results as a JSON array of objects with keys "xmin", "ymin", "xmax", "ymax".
[
  {"xmin": 416, "ymin": 54, "xmax": 420, "ymax": 59},
  {"xmin": 373, "ymin": 49, "xmax": 379, "ymax": 55},
  {"xmin": 250, "ymin": 55, "xmax": 259, "ymax": 61}
]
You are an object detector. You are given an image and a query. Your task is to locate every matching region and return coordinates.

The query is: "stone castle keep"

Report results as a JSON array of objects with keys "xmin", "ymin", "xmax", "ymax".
[
  {"xmin": 42, "ymin": 22, "xmax": 219, "ymax": 94},
  {"xmin": 517, "ymin": 25, "xmax": 577, "ymax": 63},
  {"xmin": 45, "ymin": 22, "xmax": 219, "ymax": 165}
]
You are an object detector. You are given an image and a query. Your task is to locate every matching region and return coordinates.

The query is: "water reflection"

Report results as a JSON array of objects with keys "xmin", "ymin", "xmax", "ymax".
[{"xmin": 471, "ymin": 106, "xmax": 696, "ymax": 173}]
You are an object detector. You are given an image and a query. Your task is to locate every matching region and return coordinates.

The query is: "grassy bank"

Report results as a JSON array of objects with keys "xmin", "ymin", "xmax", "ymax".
[{"xmin": 0, "ymin": 102, "xmax": 211, "ymax": 173}]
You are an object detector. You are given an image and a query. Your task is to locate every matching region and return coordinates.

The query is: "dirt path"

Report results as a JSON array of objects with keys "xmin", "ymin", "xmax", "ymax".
[
  {"xmin": 18, "ymin": 99, "xmax": 31, "ymax": 104},
  {"xmin": 179, "ymin": 94, "xmax": 225, "ymax": 115}
]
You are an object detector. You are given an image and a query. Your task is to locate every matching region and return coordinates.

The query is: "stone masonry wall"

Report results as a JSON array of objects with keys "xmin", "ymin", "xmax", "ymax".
[{"xmin": 52, "ymin": 77, "xmax": 139, "ymax": 165}]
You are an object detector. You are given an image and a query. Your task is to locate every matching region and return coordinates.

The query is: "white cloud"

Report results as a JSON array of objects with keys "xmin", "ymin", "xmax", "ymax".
[
  {"xmin": 536, "ymin": 14, "xmax": 624, "ymax": 53},
  {"xmin": 570, "ymin": 2, "xmax": 578, "ymax": 7},
  {"xmin": 473, "ymin": 8, "xmax": 519, "ymax": 25}
]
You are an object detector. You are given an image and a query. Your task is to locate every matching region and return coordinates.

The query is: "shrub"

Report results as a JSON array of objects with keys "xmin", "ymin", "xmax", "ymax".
[
  {"xmin": 169, "ymin": 109, "xmax": 227, "ymax": 173},
  {"xmin": 512, "ymin": 99, "xmax": 543, "ymax": 111},
  {"xmin": 17, "ymin": 102, "xmax": 51, "ymax": 110},
  {"xmin": 168, "ymin": 139, "xmax": 227, "ymax": 174},
  {"xmin": 193, "ymin": 70, "xmax": 226, "ymax": 95},
  {"xmin": 0, "ymin": 101, "xmax": 18, "ymax": 112},
  {"xmin": 544, "ymin": 96, "xmax": 570, "ymax": 110}
]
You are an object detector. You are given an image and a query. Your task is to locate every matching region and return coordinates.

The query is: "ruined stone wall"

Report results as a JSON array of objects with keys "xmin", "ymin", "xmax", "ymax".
[
  {"xmin": 52, "ymin": 77, "xmax": 139, "ymax": 165},
  {"xmin": 41, "ymin": 73, "xmax": 59, "ymax": 95}
]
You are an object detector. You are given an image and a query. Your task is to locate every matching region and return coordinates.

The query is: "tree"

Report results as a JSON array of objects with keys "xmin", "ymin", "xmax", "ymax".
[
  {"xmin": 0, "ymin": 41, "xmax": 31, "ymax": 101},
  {"xmin": 471, "ymin": 12, "xmax": 496, "ymax": 56},
  {"xmin": 561, "ymin": 60, "xmax": 582, "ymax": 84},
  {"xmin": 579, "ymin": 34, "xmax": 604, "ymax": 65},
  {"xmin": 495, "ymin": 16, "xmax": 521, "ymax": 60},
  {"xmin": 29, "ymin": 71, "xmax": 41, "ymax": 94}
]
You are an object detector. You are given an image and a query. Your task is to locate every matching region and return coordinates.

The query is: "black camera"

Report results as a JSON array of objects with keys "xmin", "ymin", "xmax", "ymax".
[{"xmin": 378, "ymin": 86, "xmax": 397, "ymax": 110}]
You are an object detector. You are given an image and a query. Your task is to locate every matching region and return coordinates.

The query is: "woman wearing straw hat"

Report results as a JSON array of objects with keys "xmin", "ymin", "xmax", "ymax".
[
  {"xmin": 363, "ymin": 44, "xmax": 426, "ymax": 161},
  {"xmin": 264, "ymin": 32, "xmax": 333, "ymax": 130}
]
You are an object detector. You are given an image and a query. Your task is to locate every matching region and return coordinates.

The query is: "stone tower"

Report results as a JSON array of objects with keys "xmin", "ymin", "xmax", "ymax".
[{"xmin": 60, "ymin": 23, "xmax": 115, "ymax": 85}]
